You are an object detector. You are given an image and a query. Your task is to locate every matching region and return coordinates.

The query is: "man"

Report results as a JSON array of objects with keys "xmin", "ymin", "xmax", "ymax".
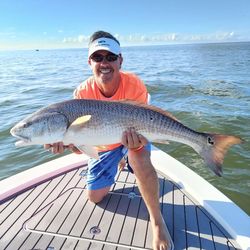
[{"xmin": 45, "ymin": 31, "xmax": 172, "ymax": 250}]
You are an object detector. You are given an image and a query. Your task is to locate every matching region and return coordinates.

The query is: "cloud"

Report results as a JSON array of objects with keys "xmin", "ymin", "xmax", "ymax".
[
  {"xmin": 62, "ymin": 34, "xmax": 90, "ymax": 45},
  {"xmin": 61, "ymin": 31, "xmax": 249, "ymax": 47},
  {"xmin": 113, "ymin": 33, "xmax": 176, "ymax": 43},
  {"xmin": 77, "ymin": 35, "xmax": 89, "ymax": 43},
  {"xmin": 118, "ymin": 31, "xmax": 243, "ymax": 44}
]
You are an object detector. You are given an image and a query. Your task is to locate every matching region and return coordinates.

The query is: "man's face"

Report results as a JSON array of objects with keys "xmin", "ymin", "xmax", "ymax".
[{"xmin": 88, "ymin": 50, "xmax": 123, "ymax": 85}]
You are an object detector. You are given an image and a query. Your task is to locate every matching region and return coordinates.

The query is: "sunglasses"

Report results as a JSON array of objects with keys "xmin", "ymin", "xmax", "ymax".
[{"xmin": 90, "ymin": 53, "xmax": 119, "ymax": 62}]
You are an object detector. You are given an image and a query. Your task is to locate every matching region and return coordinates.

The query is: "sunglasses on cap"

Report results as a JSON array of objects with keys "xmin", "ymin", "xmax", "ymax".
[{"xmin": 90, "ymin": 53, "xmax": 119, "ymax": 63}]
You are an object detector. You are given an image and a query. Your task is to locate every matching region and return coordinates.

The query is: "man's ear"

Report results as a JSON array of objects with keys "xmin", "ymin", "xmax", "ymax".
[{"xmin": 119, "ymin": 55, "xmax": 123, "ymax": 68}]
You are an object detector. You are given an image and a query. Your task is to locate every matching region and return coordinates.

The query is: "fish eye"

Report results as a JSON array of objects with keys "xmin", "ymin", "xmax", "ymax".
[{"xmin": 23, "ymin": 122, "xmax": 31, "ymax": 128}]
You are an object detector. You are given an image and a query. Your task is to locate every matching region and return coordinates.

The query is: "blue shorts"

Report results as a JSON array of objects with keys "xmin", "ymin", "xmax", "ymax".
[{"xmin": 87, "ymin": 144, "xmax": 151, "ymax": 190}]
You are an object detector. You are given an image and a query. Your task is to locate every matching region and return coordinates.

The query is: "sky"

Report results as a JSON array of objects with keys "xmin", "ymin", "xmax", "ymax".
[{"xmin": 0, "ymin": 0, "xmax": 250, "ymax": 50}]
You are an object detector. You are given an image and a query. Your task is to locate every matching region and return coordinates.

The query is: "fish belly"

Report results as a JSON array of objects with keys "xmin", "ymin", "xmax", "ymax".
[{"xmin": 63, "ymin": 125, "xmax": 124, "ymax": 146}]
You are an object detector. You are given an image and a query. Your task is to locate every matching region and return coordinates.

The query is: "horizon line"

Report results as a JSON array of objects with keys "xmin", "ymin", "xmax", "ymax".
[{"xmin": 0, "ymin": 40, "xmax": 250, "ymax": 52}]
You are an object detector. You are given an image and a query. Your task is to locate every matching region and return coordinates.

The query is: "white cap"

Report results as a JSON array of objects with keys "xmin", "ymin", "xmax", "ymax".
[{"xmin": 88, "ymin": 37, "xmax": 121, "ymax": 58}]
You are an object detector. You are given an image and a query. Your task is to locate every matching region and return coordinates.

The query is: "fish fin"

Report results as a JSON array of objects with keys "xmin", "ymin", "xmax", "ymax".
[
  {"xmin": 116, "ymin": 100, "xmax": 180, "ymax": 122},
  {"xmin": 96, "ymin": 145, "xmax": 108, "ymax": 150},
  {"xmin": 153, "ymin": 139, "xmax": 170, "ymax": 144},
  {"xmin": 76, "ymin": 145, "xmax": 99, "ymax": 160},
  {"xmin": 15, "ymin": 140, "xmax": 33, "ymax": 147},
  {"xmin": 199, "ymin": 133, "xmax": 243, "ymax": 176},
  {"xmin": 71, "ymin": 115, "xmax": 92, "ymax": 127}
]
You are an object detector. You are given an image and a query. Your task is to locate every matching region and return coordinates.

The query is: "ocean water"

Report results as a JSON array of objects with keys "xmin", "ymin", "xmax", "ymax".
[{"xmin": 0, "ymin": 42, "xmax": 249, "ymax": 215}]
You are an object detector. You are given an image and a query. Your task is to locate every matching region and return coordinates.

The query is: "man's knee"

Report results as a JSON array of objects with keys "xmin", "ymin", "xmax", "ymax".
[
  {"xmin": 87, "ymin": 186, "xmax": 110, "ymax": 203},
  {"xmin": 88, "ymin": 193, "xmax": 104, "ymax": 203}
]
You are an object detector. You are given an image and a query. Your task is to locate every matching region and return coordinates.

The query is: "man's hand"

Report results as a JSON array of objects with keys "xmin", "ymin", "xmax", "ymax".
[
  {"xmin": 44, "ymin": 142, "xmax": 80, "ymax": 154},
  {"xmin": 121, "ymin": 128, "xmax": 148, "ymax": 150}
]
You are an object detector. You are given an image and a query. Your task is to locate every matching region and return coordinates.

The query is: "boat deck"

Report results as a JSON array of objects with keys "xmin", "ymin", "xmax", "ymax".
[{"xmin": 0, "ymin": 161, "xmax": 240, "ymax": 249}]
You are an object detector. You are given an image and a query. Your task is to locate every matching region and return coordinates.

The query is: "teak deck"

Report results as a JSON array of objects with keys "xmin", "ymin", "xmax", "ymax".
[{"xmin": 0, "ymin": 162, "xmax": 240, "ymax": 250}]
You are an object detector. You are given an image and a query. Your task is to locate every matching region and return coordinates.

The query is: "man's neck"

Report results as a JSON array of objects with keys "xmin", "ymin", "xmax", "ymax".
[{"xmin": 96, "ymin": 75, "xmax": 121, "ymax": 98}]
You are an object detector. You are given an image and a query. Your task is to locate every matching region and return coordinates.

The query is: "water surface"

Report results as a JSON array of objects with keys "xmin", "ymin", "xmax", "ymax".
[{"xmin": 0, "ymin": 42, "xmax": 249, "ymax": 214}]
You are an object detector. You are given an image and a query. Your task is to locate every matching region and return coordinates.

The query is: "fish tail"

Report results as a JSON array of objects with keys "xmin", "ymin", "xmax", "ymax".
[{"xmin": 199, "ymin": 133, "xmax": 243, "ymax": 176}]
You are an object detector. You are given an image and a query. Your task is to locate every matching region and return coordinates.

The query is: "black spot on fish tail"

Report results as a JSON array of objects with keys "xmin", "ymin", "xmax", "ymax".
[{"xmin": 207, "ymin": 136, "xmax": 214, "ymax": 145}]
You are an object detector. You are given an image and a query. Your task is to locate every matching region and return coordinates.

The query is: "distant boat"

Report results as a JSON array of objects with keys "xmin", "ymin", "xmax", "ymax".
[{"xmin": 35, "ymin": 49, "xmax": 39, "ymax": 51}]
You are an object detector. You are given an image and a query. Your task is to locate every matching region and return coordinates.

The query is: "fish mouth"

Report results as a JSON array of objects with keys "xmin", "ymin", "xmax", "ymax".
[
  {"xmin": 10, "ymin": 127, "xmax": 30, "ymax": 141},
  {"xmin": 11, "ymin": 132, "xmax": 31, "ymax": 145},
  {"xmin": 14, "ymin": 135, "xmax": 30, "ymax": 142},
  {"xmin": 14, "ymin": 135, "xmax": 32, "ymax": 147}
]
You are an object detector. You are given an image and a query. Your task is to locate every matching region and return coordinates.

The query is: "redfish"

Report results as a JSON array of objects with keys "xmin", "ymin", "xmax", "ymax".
[{"xmin": 10, "ymin": 99, "xmax": 242, "ymax": 176}]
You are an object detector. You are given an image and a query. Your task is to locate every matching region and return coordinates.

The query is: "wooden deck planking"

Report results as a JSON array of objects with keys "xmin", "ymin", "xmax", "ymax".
[
  {"xmin": 93, "ymin": 193, "xmax": 123, "ymax": 242},
  {"xmin": 0, "ymin": 189, "xmax": 33, "ymax": 223},
  {"xmin": 0, "ymin": 181, "xmax": 52, "ymax": 248},
  {"xmin": 82, "ymin": 195, "xmax": 111, "ymax": 239},
  {"xmin": 131, "ymin": 200, "xmax": 150, "ymax": 248},
  {"xmin": 0, "ymin": 199, "xmax": 13, "ymax": 213},
  {"xmin": 172, "ymin": 185, "xmax": 187, "ymax": 250},
  {"xmin": 103, "ymin": 194, "xmax": 132, "ymax": 245},
  {"xmin": 47, "ymin": 189, "xmax": 86, "ymax": 249},
  {"xmin": 183, "ymin": 195, "xmax": 201, "ymax": 249},
  {"xmin": 55, "ymin": 192, "xmax": 91, "ymax": 250},
  {"xmin": 0, "ymin": 162, "xmax": 240, "ymax": 250},
  {"xmin": 161, "ymin": 178, "xmax": 174, "ymax": 239},
  {"xmin": 118, "ymin": 196, "xmax": 141, "ymax": 246},
  {"xmin": 28, "ymin": 167, "xmax": 86, "ymax": 250},
  {"xmin": 27, "ymin": 188, "xmax": 148, "ymax": 250},
  {"xmin": 196, "ymin": 207, "xmax": 217, "ymax": 249},
  {"xmin": 16, "ymin": 172, "xmax": 82, "ymax": 250},
  {"xmin": 1, "ymin": 166, "xmax": 86, "ymax": 250}
]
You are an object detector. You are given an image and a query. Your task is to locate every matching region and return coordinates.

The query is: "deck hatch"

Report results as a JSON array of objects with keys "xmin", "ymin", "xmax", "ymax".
[{"xmin": 23, "ymin": 187, "xmax": 159, "ymax": 249}]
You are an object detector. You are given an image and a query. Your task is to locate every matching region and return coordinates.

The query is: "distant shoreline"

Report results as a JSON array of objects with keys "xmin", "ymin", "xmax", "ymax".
[{"xmin": 1, "ymin": 40, "xmax": 250, "ymax": 52}]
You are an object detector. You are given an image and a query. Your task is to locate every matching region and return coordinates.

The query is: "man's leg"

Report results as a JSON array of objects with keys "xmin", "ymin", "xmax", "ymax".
[
  {"xmin": 87, "ymin": 186, "xmax": 111, "ymax": 203},
  {"xmin": 128, "ymin": 148, "xmax": 172, "ymax": 250},
  {"xmin": 86, "ymin": 146, "xmax": 125, "ymax": 203}
]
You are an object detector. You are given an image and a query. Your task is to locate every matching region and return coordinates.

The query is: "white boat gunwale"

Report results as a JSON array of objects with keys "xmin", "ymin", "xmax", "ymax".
[{"xmin": 0, "ymin": 153, "xmax": 89, "ymax": 204}]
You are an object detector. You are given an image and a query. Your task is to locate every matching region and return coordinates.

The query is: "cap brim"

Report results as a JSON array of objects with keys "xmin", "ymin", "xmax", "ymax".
[{"xmin": 88, "ymin": 37, "xmax": 121, "ymax": 58}]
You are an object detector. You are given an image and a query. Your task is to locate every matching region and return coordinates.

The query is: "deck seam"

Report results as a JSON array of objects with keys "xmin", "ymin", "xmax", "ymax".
[
  {"xmin": 183, "ymin": 195, "xmax": 188, "ymax": 250},
  {"xmin": 92, "ymin": 193, "xmax": 113, "ymax": 240},
  {"xmin": 22, "ymin": 168, "xmax": 82, "ymax": 249},
  {"xmin": 0, "ymin": 188, "xmax": 34, "ymax": 226},
  {"xmin": 0, "ymin": 180, "xmax": 51, "ymax": 244},
  {"xmin": 31, "ymin": 168, "xmax": 83, "ymax": 249},
  {"xmin": 104, "ymin": 193, "xmax": 123, "ymax": 242},
  {"xmin": 60, "ymin": 190, "xmax": 89, "ymax": 249},
  {"xmin": 17, "ymin": 170, "xmax": 76, "ymax": 249},
  {"xmin": 73, "ymin": 201, "xmax": 98, "ymax": 249},
  {"xmin": 117, "ymin": 196, "xmax": 132, "ymax": 246},
  {"xmin": 130, "ymin": 197, "xmax": 144, "ymax": 248},
  {"xmin": 45, "ymin": 188, "xmax": 84, "ymax": 249}
]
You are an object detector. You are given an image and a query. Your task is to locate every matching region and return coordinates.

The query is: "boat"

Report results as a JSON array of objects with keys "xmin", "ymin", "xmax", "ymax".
[{"xmin": 0, "ymin": 146, "xmax": 249, "ymax": 250}]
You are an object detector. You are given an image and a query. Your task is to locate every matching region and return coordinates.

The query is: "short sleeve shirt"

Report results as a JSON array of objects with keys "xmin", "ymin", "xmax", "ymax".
[{"xmin": 74, "ymin": 71, "xmax": 148, "ymax": 151}]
